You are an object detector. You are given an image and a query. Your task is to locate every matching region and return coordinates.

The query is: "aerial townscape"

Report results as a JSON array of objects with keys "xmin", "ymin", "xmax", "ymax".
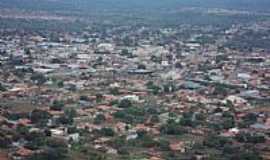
[{"xmin": 0, "ymin": 0, "xmax": 270, "ymax": 160}]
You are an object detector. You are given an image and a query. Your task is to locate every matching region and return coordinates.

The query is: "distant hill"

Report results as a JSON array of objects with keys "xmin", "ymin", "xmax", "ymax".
[
  {"xmin": 1, "ymin": 0, "xmax": 270, "ymax": 12},
  {"xmin": 0, "ymin": 0, "xmax": 269, "ymax": 31}
]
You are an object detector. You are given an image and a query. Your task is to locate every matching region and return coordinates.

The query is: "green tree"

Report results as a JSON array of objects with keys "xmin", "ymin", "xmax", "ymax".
[
  {"xmin": 64, "ymin": 108, "xmax": 77, "ymax": 118},
  {"xmin": 224, "ymin": 119, "xmax": 235, "ymax": 129},
  {"xmin": 121, "ymin": 49, "xmax": 132, "ymax": 58},
  {"xmin": 137, "ymin": 64, "xmax": 146, "ymax": 70},
  {"xmin": 31, "ymin": 73, "xmax": 47, "ymax": 87},
  {"xmin": 100, "ymin": 127, "xmax": 115, "ymax": 137},
  {"xmin": 118, "ymin": 99, "xmax": 132, "ymax": 108},
  {"xmin": 24, "ymin": 48, "xmax": 31, "ymax": 55},
  {"xmin": 204, "ymin": 134, "xmax": 231, "ymax": 148},
  {"xmin": 0, "ymin": 83, "xmax": 6, "ymax": 92},
  {"xmin": 28, "ymin": 138, "xmax": 68, "ymax": 160},
  {"xmin": 146, "ymin": 81, "xmax": 161, "ymax": 95},
  {"xmin": 94, "ymin": 114, "xmax": 106, "ymax": 124},
  {"xmin": 236, "ymin": 132, "xmax": 266, "ymax": 143},
  {"xmin": 109, "ymin": 87, "xmax": 120, "ymax": 95},
  {"xmin": 50, "ymin": 100, "xmax": 65, "ymax": 111},
  {"xmin": 30, "ymin": 109, "xmax": 51, "ymax": 125},
  {"xmin": 231, "ymin": 150, "xmax": 262, "ymax": 160},
  {"xmin": 242, "ymin": 113, "xmax": 257, "ymax": 126},
  {"xmin": 57, "ymin": 80, "xmax": 64, "ymax": 88},
  {"xmin": 96, "ymin": 93, "xmax": 103, "ymax": 103},
  {"xmin": 160, "ymin": 122, "xmax": 186, "ymax": 135},
  {"xmin": 57, "ymin": 115, "xmax": 73, "ymax": 125}
]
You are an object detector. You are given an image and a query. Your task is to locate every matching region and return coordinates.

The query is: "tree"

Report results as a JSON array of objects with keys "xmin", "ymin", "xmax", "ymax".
[
  {"xmin": 109, "ymin": 87, "xmax": 120, "ymax": 95},
  {"xmin": 121, "ymin": 49, "xmax": 132, "ymax": 57},
  {"xmin": 222, "ymin": 118, "xmax": 235, "ymax": 129},
  {"xmin": 204, "ymin": 134, "xmax": 231, "ymax": 148},
  {"xmin": 223, "ymin": 144, "xmax": 238, "ymax": 154},
  {"xmin": 140, "ymin": 134, "xmax": 158, "ymax": 148},
  {"xmin": 16, "ymin": 124, "xmax": 30, "ymax": 135},
  {"xmin": 50, "ymin": 100, "xmax": 65, "ymax": 111},
  {"xmin": 151, "ymin": 55, "xmax": 162, "ymax": 63},
  {"xmin": 163, "ymin": 83, "xmax": 176, "ymax": 93},
  {"xmin": 57, "ymin": 80, "xmax": 64, "ymax": 88},
  {"xmin": 231, "ymin": 150, "xmax": 262, "ymax": 160},
  {"xmin": 0, "ymin": 83, "xmax": 6, "ymax": 92},
  {"xmin": 80, "ymin": 95, "xmax": 90, "ymax": 101},
  {"xmin": 96, "ymin": 93, "xmax": 103, "ymax": 103},
  {"xmin": 195, "ymin": 113, "xmax": 206, "ymax": 121},
  {"xmin": 51, "ymin": 58, "xmax": 63, "ymax": 64},
  {"xmin": 213, "ymin": 84, "xmax": 230, "ymax": 96},
  {"xmin": 137, "ymin": 64, "xmax": 146, "ymax": 70},
  {"xmin": 121, "ymin": 49, "xmax": 129, "ymax": 55},
  {"xmin": 97, "ymin": 56, "xmax": 103, "ymax": 63},
  {"xmin": 236, "ymin": 132, "xmax": 266, "ymax": 143},
  {"xmin": 242, "ymin": 113, "xmax": 257, "ymax": 126},
  {"xmin": 179, "ymin": 112, "xmax": 197, "ymax": 127},
  {"xmin": 158, "ymin": 139, "xmax": 170, "ymax": 151},
  {"xmin": 28, "ymin": 138, "xmax": 68, "ymax": 160},
  {"xmin": 24, "ymin": 48, "xmax": 31, "ymax": 56},
  {"xmin": 30, "ymin": 109, "xmax": 51, "ymax": 125},
  {"xmin": 94, "ymin": 114, "xmax": 106, "ymax": 124},
  {"xmin": 0, "ymin": 136, "xmax": 11, "ymax": 148},
  {"xmin": 118, "ymin": 99, "xmax": 132, "ymax": 108},
  {"xmin": 64, "ymin": 108, "xmax": 77, "ymax": 118},
  {"xmin": 113, "ymin": 111, "xmax": 126, "ymax": 119},
  {"xmin": 150, "ymin": 115, "xmax": 160, "ymax": 124},
  {"xmin": 151, "ymin": 85, "xmax": 161, "ymax": 95},
  {"xmin": 25, "ymin": 131, "xmax": 47, "ymax": 150},
  {"xmin": 160, "ymin": 122, "xmax": 186, "ymax": 135},
  {"xmin": 146, "ymin": 81, "xmax": 161, "ymax": 95},
  {"xmin": 100, "ymin": 127, "xmax": 115, "ymax": 137},
  {"xmin": 31, "ymin": 73, "xmax": 47, "ymax": 87},
  {"xmin": 179, "ymin": 117, "xmax": 195, "ymax": 127},
  {"xmin": 58, "ymin": 108, "xmax": 77, "ymax": 124},
  {"xmin": 175, "ymin": 62, "xmax": 182, "ymax": 69},
  {"xmin": 57, "ymin": 115, "xmax": 73, "ymax": 125}
]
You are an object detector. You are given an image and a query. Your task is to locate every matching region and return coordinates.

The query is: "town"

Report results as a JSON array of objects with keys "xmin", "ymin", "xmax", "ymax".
[{"xmin": 0, "ymin": 1, "xmax": 270, "ymax": 160}]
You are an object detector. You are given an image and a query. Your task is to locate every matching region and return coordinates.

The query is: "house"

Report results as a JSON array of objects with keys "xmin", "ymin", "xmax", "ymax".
[
  {"xmin": 126, "ymin": 130, "xmax": 138, "ymax": 140},
  {"xmin": 169, "ymin": 141, "xmax": 186, "ymax": 153},
  {"xmin": 0, "ymin": 115, "xmax": 6, "ymax": 124},
  {"xmin": 134, "ymin": 124, "xmax": 151, "ymax": 132},
  {"xmin": 96, "ymin": 43, "xmax": 114, "ymax": 54},
  {"xmin": 14, "ymin": 147, "xmax": 33, "ymax": 158},
  {"xmin": 221, "ymin": 128, "xmax": 240, "ymax": 137},
  {"xmin": 96, "ymin": 105, "xmax": 112, "ymax": 111},
  {"xmin": 94, "ymin": 137, "xmax": 111, "ymax": 145},
  {"xmin": 224, "ymin": 95, "xmax": 249, "ymax": 109},
  {"xmin": 127, "ymin": 69, "xmax": 154, "ymax": 75},
  {"xmin": 115, "ymin": 122, "xmax": 127, "ymax": 133},
  {"xmin": 106, "ymin": 147, "xmax": 118, "ymax": 154},
  {"xmin": 250, "ymin": 123, "xmax": 270, "ymax": 130},
  {"xmin": 0, "ymin": 151, "xmax": 8, "ymax": 160},
  {"xmin": 120, "ymin": 95, "xmax": 140, "ymax": 102},
  {"xmin": 150, "ymin": 157, "xmax": 164, "ymax": 160},
  {"xmin": 17, "ymin": 118, "xmax": 31, "ymax": 126},
  {"xmin": 50, "ymin": 128, "xmax": 66, "ymax": 137},
  {"xmin": 67, "ymin": 133, "xmax": 80, "ymax": 142}
]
